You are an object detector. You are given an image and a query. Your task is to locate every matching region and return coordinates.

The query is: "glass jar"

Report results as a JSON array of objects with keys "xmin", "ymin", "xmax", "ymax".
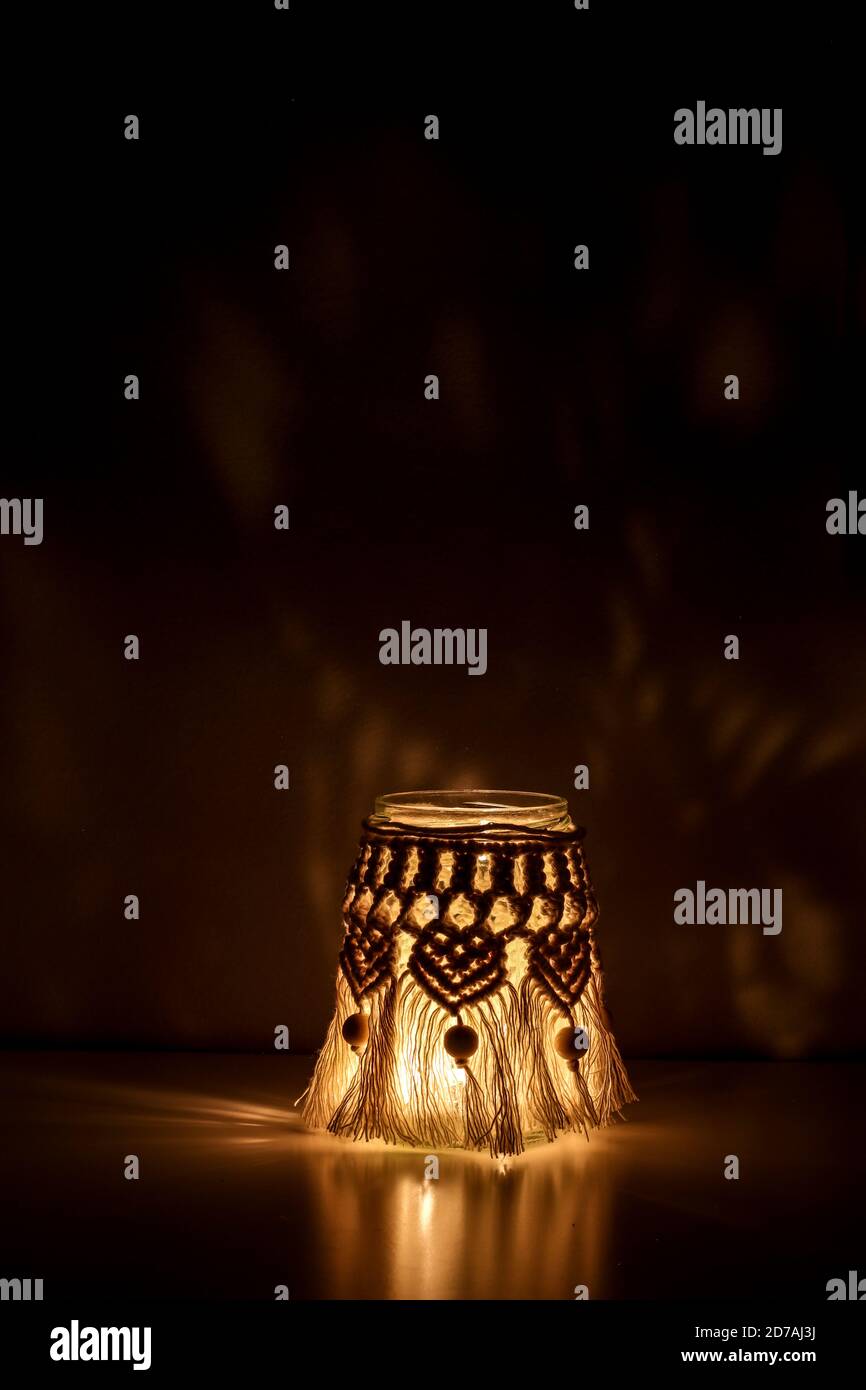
[{"xmin": 301, "ymin": 790, "xmax": 635, "ymax": 1157}]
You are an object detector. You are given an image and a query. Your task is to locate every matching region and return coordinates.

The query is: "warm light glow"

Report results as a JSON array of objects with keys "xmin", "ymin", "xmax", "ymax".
[{"xmin": 301, "ymin": 790, "xmax": 636, "ymax": 1156}]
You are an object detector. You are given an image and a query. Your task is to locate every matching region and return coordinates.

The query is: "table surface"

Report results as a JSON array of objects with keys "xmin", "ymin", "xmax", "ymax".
[{"xmin": 1, "ymin": 1053, "xmax": 863, "ymax": 1300}]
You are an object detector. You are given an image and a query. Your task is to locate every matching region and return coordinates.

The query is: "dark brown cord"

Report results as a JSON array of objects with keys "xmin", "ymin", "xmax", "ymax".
[{"xmin": 339, "ymin": 826, "xmax": 598, "ymax": 1014}]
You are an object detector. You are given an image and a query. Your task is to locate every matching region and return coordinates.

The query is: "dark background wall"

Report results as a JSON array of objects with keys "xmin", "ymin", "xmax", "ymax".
[{"xmin": 2, "ymin": 48, "xmax": 863, "ymax": 1058}]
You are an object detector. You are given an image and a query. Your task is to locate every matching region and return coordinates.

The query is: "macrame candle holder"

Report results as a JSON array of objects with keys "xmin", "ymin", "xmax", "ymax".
[{"xmin": 301, "ymin": 791, "xmax": 636, "ymax": 1157}]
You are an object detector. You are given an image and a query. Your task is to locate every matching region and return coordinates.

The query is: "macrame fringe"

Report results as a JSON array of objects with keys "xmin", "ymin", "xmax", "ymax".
[
  {"xmin": 301, "ymin": 965, "xmax": 636, "ymax": 1156},
  {"xmin": 392, "ymin": 974, "xmax": 462, "ymax": 1148},
  {"xmin": 520, "ymin": 974, "xmax": 595, "ymax": 1140},
  {"xmin": 297, "ymin": 970, "xmax": 355, "ymax": 1128},
  {"xmin": 473, "ymin": 988, "xmax": 524, "ymax": 1157},
  {"xmin": 575, "ymin": 972, "xmax": 638, "ymax": 1126},
  {"xmin": 461, "ymin": 1065, "xmax": 492, "ymax": 1151},
  {"xmin": 326, "ymin": 975, "xmax": 411, "ymax": 1143}
]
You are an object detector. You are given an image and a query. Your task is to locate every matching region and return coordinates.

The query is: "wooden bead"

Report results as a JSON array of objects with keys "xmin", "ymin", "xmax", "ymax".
[
  {"xmin": 444, "ymin": 1023, "xmax": 478, "ymax": 1065},
  {"xmin": 554, "ymin": 1025, "xmax": 586, "ymax": 1060},
  {"xmin": 342, "ymin": 1013, "xmax": 369, "ymax": 1049}
]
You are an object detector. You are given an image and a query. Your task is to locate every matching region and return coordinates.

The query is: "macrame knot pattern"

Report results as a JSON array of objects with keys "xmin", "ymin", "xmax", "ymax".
[
  {"xmin": 407, "ymin": 908, "xmax": 508, "ymax": 1013},
  {"xmin": 339, "ymin": 897, "xmax": 396, "ymax": 1002},
  {"xmin": 301, "ymin": 817, "xmax": 636, "ymax": 1156}
]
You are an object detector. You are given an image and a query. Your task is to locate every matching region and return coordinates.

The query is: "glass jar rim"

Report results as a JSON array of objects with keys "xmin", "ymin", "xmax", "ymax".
[{"xmin": 370, "ymin": 789, "xmax": 571, "ymax": 831}]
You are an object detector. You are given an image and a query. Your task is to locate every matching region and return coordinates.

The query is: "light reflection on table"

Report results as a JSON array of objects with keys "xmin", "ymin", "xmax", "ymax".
[{"xmin": 0, "ymin": 1053, "xmax": 861, "ymax": 1300}]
